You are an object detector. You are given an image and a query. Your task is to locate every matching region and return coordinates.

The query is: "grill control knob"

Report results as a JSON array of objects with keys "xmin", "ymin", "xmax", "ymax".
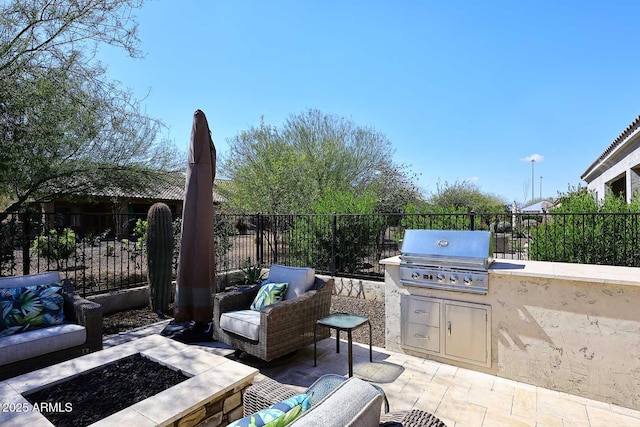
[
  {"xmin": 450, "ymin": 274, "xmax": 458, "ymax": 284},
  {"xmin": 464, "ymin": 276, "xmax": 473, "ymax": 286},
  {"xmin": 411, "ymin": 271, "xmax": 420, "ymax": 280},
  {"xmin": 437, "ymin": 273, "xmax": 445, "ymax": 282}
]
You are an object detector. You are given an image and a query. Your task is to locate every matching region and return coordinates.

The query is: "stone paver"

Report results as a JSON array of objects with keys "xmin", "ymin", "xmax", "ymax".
[{"xmin": 102, "ymin": 326, "xmax": 640, "ymax": 426}]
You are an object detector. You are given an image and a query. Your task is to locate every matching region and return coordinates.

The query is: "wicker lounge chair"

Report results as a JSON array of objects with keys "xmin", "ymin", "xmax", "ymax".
[
  {"xmin": 213, "ymin": 273, "xmax": 334, "ymax": 362},
  {"xmin": 243, "ymin": 376, "xmax": 447, "ymax": 426}
]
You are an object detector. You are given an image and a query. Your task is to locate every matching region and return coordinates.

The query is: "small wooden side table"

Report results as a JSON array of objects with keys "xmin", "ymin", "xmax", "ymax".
[{"xmin": 314, "ymin": 312, "xmax": 372, "ymax": 377}]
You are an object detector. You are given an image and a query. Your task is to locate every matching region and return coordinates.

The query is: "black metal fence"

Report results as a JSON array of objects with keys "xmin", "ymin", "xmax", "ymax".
[{"xmin": 1, "ymin": 210, "xmax": 639, "ymax": 296}]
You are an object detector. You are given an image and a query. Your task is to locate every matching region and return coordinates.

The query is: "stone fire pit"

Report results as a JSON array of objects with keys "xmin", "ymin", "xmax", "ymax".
[{"xmin": 0, "ymin": 335, "xmax": 258, "ymax": 426}]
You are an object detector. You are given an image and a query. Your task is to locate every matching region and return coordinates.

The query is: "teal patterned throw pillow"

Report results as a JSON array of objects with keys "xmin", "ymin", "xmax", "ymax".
[
  {"xmin": 227, "ymin": 393, "xmax": 311, "ymax": 427},
  {"xmin": 0, "ymin": 282, "xmax": 66, "ymax": 337},
  {"xmin": 250, "ymin": 282, "xmax": 288, "ymax": 311}
]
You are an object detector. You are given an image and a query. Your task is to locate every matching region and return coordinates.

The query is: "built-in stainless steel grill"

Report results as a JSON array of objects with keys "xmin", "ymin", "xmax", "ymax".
[{"xmin": 400, "ymin": 229, "xmax": 494, "ymax": 294}]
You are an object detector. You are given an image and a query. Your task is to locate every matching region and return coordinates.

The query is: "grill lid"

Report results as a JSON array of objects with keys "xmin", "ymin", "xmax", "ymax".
[{"xmin": 401, "ymin": 229, "xmax": 494, "ymax": 270}]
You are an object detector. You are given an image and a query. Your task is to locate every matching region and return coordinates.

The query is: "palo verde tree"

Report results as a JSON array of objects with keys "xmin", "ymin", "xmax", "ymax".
[
  {"xmin": 219, "ymin": 118, "xmax": 314, "ymax": 214},
  {"xmin": 219, "ymin": 109, "xmax": 421, "ymax": 214},
  {"xmin": 0, "ymin": 0, "xmax": 182, "ymax": 217},
  {"xmin": 403, "ymin": 180, "xmax": 507, "ymax": 230},
  {"xmin": 429, "ymin": 179, "xmax": 507, "ymax": 213}
]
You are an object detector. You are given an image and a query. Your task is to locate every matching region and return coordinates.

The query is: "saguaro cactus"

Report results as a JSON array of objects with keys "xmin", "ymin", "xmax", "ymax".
[{"xmin": 146, "ymin": 203, "xmax": 174, "ymax": 315}]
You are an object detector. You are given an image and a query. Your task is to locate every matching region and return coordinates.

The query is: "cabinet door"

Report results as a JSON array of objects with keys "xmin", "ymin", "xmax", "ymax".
[{"xmin": 444, "ymin": 302, "xmax": 489, "ymax": 365}]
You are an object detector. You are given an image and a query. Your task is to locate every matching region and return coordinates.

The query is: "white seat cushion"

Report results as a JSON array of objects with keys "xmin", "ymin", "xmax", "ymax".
[
  {"xmin": 220, "ymin": 310, "xmax": 261, "ymax": 341},
  {"xmin": 267, "ymin": 265, "xmax": 315, "ymax": 300},
  {"xmin": 0, "ymin": 324, "xmax": 86, "ymax": 366},
  {"xmin": 289, "ymin": 377, "xmax": 383, "ymax": 426}
]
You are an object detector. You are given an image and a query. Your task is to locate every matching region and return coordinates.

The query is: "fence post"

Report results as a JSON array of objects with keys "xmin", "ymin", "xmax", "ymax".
[
  {"xmin": 469, "ymin": 210, "xmax": 476, "ymax": 231},
  {"xmin": 273, "ymin": 217, "xmax": 278, "ymax": 265},
  {"xmin": 331, "ymin": 212, "xmax": 337, "ymax": 276},
  {"xmin": 255, "ymin": 213, "xmax": 263, "ymax": 265},
  {"xmin": 21, "ymin": 212, "xmax": 31, "ymax": 275}
]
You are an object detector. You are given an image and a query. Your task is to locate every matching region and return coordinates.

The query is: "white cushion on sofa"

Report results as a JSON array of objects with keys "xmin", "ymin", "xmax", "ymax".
[
  {"xmin": 220, "ymin": 310, "xmax": 261, "ymax": 341},
  {"xmin": 0, "ymin": 324, "xmax": 86, "ymax": 366},
  {"xmin": 0, "ymin": 272, "xmax": 61, "ymax": 289},
  {"xmin": 267, "ymin": 265, "xmax": 315, "ymax": 300},
  {"xmin": 289, "ymin": 377, "xmax": 383, "ymax": 426}
]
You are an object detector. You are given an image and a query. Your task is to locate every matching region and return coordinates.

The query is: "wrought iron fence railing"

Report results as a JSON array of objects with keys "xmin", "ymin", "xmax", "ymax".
[{"xmin": 1, "ymin": 210, "xmax": 638, "ymax": 296}]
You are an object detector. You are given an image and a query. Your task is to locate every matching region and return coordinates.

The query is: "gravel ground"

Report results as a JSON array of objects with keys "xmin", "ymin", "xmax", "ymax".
[{"xmin": 102, "ymin": 295, "xmax": 386, "ymax": 347}]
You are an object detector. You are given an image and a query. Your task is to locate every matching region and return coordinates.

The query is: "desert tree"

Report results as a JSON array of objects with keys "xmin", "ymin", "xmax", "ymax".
[
  {"xmin": 219, "ymin": 109, "xmax": 420, "ymax": 213},
  {"xmin": 219, "ymin": 118, "xmax": 315, "ymax": 214},
  {"xmin": 0, "ymin": 0, "xmax": 182, "ymax": 216},
  {"xmin": 429, "ymin": 179, "xmax": 507, "ymax": 213}
]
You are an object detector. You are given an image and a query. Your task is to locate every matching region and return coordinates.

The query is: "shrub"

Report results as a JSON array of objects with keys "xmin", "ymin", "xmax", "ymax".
[
  {"xmin": 32, "ymin": 228, "xmax": 77, "ymax": 270},
  {"xmin": 286, "ymin": 190, "xmax": 386, "ymax": 273},
  {"xmin": 530, "ymin": 188, "xmax": 640, "ymax": 266}
]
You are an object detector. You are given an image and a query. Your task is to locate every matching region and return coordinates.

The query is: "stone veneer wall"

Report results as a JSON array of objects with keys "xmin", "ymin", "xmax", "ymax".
[
  {"xmin": 323, "ymin": 274, "xmax": 385, "ymax": 300},
  {"xmin": 172, "ymin": 380, "xmax": 252, "ymax": 427},
  {"xmin": 382, "ymin": 257, "xmax": 640, "ymax": 411}
]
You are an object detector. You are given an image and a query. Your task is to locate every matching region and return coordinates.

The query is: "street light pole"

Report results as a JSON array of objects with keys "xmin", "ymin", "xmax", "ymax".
[
  {"xmin": 540, "ymin": 176, "xmax": 543, "ymax": 200},
  {"xmin": 531, "ymin": 159, "xmax": 535, "ymax": 202}
]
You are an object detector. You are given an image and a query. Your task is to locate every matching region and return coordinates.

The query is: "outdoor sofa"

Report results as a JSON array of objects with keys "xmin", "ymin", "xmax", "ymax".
[
  {"xmin": 213, "ymin": 265, "xmax": 333, "ymax": 362},
  {"xmin": 0, "ymin": 272, "xmax": 103, "ymax": 380}
]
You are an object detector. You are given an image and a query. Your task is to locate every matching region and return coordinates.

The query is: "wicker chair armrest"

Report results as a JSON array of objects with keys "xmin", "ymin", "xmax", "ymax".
[
  {"xmin": 61, "ymin": 283, "xmax": 103, "ymax": 352},
  {"xmin": 258, "ymin": 278, "xmax": 333, "ymax": 340},
  {"xmin": 262, "ymin": 277, "xmax": 333, "ymax": 318},
  {"xmin": 214, "ymin": 288, "xmax": 259, "ymax": 314},
  {"xmin": 76, "ymin": 301, "xmax": 103, "ymax": 351},
  {"xmin": 262, "ymin": 289, "xmax": 319, "ymax": 315},
  {"xmin": 61, "ymin": 281, "xmax": 102, "ymax": 324},
  {"xmin": 243, "ymin": 377, "xmax": 299, "ymax": 417}
]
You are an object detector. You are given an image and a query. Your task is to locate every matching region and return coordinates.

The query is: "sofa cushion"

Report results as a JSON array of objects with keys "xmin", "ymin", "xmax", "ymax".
[
  {"xmin": 0, "ymin": 272, "xmax": 62, "ymax": 290},
  {"xmin": 0, "ymin": 323, "xmax": 86, "ymax": 366},
  {"xmin": 220, "ymin": 310, "xmax": 261, "ymax": 341},
  {"xmin": 250, "ymin": 283, "xmax": 288, "ymax": 311},
  {"xmin": 228, "ymin": 393, "xmax": 311, "ymax": 427},
  {"xmin": 289, "ymin": 377, "xmax": 383, "ymax": 427},
  {"xmin": 267, "ymin": 265, "xmax": 315, "ymax": 301},
  {"xmin": 0, "ymin": 282, "xmax": 66, "ymax": 337}
]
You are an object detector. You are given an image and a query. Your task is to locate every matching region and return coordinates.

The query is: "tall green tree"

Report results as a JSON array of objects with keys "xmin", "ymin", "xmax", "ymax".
[
  {"xmin": 219, "ymin": 119, "xmax": 315, "ymax": 213},
  {"xmin": 0, "ymin": 0, "xmax": 181, "ymax": 215},
  {"xmin": 219, "ymin": 109, "xmax": 421, "ymax": 213},
  {"xmin": 282, "ymin": 109, "xmax": 393, "ymax": 192},
  {"xmin": 429, "ymin": 179, "xmax": 507, "ymax": 213}
]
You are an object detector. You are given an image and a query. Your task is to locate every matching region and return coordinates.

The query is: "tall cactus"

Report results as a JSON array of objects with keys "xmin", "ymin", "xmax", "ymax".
[{"xmin": 146, "ymin": 203, "xmax": 174, "ymax": 315}]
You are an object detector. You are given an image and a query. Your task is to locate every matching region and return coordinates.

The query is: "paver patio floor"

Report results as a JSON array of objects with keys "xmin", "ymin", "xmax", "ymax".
[{"xmin": 105, "ymin": 321, "xmax": 640, "ymax": 427}]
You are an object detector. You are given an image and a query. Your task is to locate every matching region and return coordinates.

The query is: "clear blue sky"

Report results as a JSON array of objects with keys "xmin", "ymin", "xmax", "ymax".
[{"xmin": 98, "ymin": 0, "xmax": 640, "ymax": 206}]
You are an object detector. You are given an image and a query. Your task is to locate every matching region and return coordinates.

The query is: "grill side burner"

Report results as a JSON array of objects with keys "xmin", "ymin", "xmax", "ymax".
[{"xmin": 399, "ymin": 230, "xmax": 494, "ymax": 294}]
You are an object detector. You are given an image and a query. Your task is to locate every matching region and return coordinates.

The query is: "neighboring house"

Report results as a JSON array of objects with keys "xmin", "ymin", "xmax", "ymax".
[
  {"xmin": 581, "ymin": 115, "xmax": 640, "ymax": 202},
  {"xmin": 38, "ymin": 174, "xmax": 228, "ymax": 237},
  {"xmin": 521, "ymin": 200, "xmax": 555, "ymax": 213}
]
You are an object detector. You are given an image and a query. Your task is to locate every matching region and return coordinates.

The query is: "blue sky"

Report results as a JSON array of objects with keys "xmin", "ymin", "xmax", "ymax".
[{"xmin": 98, "ymin": 1, "xmax": 640, "ymax": 206}]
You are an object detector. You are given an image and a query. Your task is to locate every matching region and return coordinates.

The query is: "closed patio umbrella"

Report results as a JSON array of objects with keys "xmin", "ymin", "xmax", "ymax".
[{"xmin": 174, "ymin": 109, "xmax": 216, "ymax": 330}]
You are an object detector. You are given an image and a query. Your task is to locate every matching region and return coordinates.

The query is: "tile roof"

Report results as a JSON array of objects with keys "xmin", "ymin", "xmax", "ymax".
[
  {"xmin": 581, "ymin": 115, "xmax": 640, "ymax": 180},
  {"xmin": 73, "ymin": 173, "xmax": 227, "ymax": 202}
]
